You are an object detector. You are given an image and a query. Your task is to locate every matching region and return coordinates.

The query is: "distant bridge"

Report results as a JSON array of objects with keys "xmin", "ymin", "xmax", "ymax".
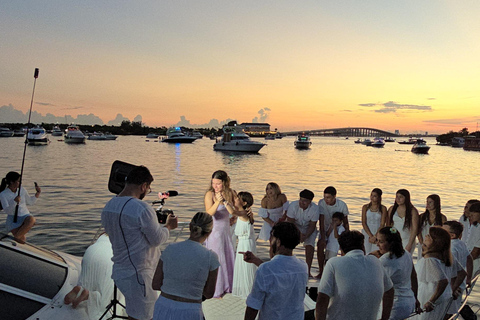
[{"xmin": 283, "ymin": 127, "xmax": 398, "ymax": 137}]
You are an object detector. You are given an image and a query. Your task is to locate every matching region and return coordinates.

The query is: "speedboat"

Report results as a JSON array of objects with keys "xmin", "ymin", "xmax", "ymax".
[
  {"xmin": 265, "ymin": 134, "xmax": 276, "ymax": 140},
  {"xmin": 87, "ymin": 132, "xmax": 107, "ymax": 140},
  {"xmin": 27, "ymin": 126, "xmax": 49, "ymax": 145},
  {"xmin": 64, "ymin": 125, "xmax": 86, "ymax": 144},
  {"xmin": 161, "ymin": 127, "xmax": 197, "ymax": 143},
  {"xmin": 51, "ymin": 125, "xmax": 63, "ymax": 137},
  {"xmin": 13, "ymin": 128, "xmax": 26, "ymax": 137},
  {"xmin": 354, "ymin": 138, "xmax": 362, "ymax": 144},
  {"xmin": 371, "ymin": 138, "xmax": 385, "ymax": 148},
  {"xmin": 0, "ymin": 127, "xmax": 14, "ymax": 137},
  {"xmin": 384, "ymin": 137, "xmax": 395, "ymax": 142},
  {"xmin": 362, "ymin": 139, "xmax": 373, "ymax": 146},
  {"xmin": 275, "ymin": 132, "xmax": 284, "ymax": 139},
  {"xmin": 213, "ymin": 121, "xmax": 265, "ymax": 152},
  {"xmin": 411, "ymin": 139, "xmax": 430, "ymax": 154},
  {"xmin": 187, "ymin": 131, "xmax": 203, "ymax": 139},
  {"xmin": 0, "ymin": 232, "xmax": 121, "ymax": 320},
  {"xmin": 397, "ymin": 138, "xmax": 417, "ymax": 145},
  {"xmin": 451, "ymin": 137, "xmax": 465, "ymax": 148},
  {"xmin": 146, "ymin": 133, "xmax": 159, "ymax": 139},
  {"xmin": 294, "ymin": 134, "xmax": 312, "ymax": 149},
  {"xmin": 104, "ymin": 132, "xmax": 118, "ymax": 140}
]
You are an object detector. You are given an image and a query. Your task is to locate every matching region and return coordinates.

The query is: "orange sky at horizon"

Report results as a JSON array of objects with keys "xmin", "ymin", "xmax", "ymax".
[{"xmin": 1, "ymin": 2, "xmax": 480, "ymax": 134}]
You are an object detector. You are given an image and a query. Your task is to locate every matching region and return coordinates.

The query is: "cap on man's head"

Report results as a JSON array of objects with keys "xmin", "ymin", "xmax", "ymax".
[{"xmin": 299, "ymin": 189, "xmax": 314, "ymax": 201}]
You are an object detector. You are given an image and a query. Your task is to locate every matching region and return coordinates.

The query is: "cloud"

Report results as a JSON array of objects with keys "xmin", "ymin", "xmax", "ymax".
[
  {"xmin": 107, "ymin": 113, "xmax": 130, "ymax": 126},
  {"xmin": 358, "ymin": 101, "xmax": 432, "ymax": 113},
  {"xmin": 426, "ymin": 98, "xmax": 436, "ymax": 100},
  {"xmin": 133, "ymin": 115, "xmax": 142, "ymax": 123},
  {"xmin": 174, "ymin": 116, "xmax": 234, "ymax": 128},
  {"xmin": 342, "ymin": 110, "xmax": 352, "ymax": 112},
  {"xmin": 252, "ymin": 108, "xmax": 270, "ymax": 123},
  {"xmin": 423, "ymin": 117, "xmax": 480, "ymax": 126},
  {"xmin": 36, "ymin": 102, "xmax": 55, "ymax": 106}
]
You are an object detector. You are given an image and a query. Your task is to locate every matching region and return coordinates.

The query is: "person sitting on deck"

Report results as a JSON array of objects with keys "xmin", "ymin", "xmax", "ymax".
[
  {"xmin": 0, "ymin": 171, "xmax": 41, "ymax": 243},
  {"xmin": 316, "ymin": 230, "xmax": 394, "ymax": 320},
  {"xmin": 286, "ymin": 189, "xmax": 319, "ymax": 277},
  {"xmin": 243, "ymin": 222, "xmax": 308, "ymax": 320}
]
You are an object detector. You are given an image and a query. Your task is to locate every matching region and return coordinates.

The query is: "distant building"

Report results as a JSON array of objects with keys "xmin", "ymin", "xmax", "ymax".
[
  {"xmin": 395, "ymin": 130, "xmax": 400, "ymax": 135},
  {"xmin": 240, "ymin": 122, "xmax": 271, "ymax": 136}
]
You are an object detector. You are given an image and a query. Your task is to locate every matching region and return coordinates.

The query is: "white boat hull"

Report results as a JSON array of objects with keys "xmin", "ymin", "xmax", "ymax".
[{"xmin": 213, "ymin": 141, "xmax": 265, "ymax": 152}]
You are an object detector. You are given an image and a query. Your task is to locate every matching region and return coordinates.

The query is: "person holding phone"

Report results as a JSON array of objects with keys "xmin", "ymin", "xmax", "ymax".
[{"xmin": 0, "ymin": 171, "xmax": 40, "ymax": 242}]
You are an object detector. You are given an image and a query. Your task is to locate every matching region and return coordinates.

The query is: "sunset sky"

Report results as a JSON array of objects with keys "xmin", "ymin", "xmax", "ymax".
[{"xmin": 1, "ymin": 1, "xmax": 480, "ymax": 134}]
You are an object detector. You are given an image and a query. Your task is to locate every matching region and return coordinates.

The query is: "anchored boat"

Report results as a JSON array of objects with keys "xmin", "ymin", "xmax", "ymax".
[{"xmin": 213, "ymin": 121, "xmax": 265, "ymax": 152}]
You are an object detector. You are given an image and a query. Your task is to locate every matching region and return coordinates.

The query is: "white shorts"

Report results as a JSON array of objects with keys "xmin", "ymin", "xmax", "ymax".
[
  {"xmin": 303, "ymin": 230, "xmax": 318, "ymax": 247},
  {"xmin": 115, "ymin": 272, "xmax": 158, "ymax": 320}
]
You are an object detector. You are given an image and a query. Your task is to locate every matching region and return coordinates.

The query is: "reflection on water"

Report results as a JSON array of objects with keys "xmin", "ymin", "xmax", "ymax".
[{"xmin": 0, "ymin": 135, "xmax": 478, "ymax": 255}]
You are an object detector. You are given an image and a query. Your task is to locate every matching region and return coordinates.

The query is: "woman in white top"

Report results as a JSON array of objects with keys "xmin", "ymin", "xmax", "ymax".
[
  {"xmin": 258, "ymin": 182, "xmax": 288, "ymax": 241},
  {"xmin": 361, "ymin": 188, "xmax": 387, "ymax": 253},
  {"xmin": 0, "ymin": 171, "xmax": 40, "ymax": 242},
  {"xmin": 417, "ymin": 194, "xmax": 447, "ymax": 257},
  {"xmin": 152, "ymin": 212, "xmax": 220, "ymax": 320},
  {"xmin": 415, "ymin": 226, "xmax": 465, "ymax": 319},
  {"xmin": 387, "ymin": 189, "xmax": 419, "ymax": 255},
  {"xmin": 373, "ymin": 226, "xmax": 420, "ymax": 320}
]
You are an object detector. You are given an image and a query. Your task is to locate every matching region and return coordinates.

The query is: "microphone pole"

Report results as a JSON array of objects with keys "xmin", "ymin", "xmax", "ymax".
[{"xmin": 14, "ymin": 68, "xmax": 39, "ymax": 223}]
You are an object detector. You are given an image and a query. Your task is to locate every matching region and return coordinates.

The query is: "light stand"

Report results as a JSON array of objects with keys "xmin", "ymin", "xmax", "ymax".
[{"xmin": 99, "ymin": 284, "xmax": 128, "ymax": 320}]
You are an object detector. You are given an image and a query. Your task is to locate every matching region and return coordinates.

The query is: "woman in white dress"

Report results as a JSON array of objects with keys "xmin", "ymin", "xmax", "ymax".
[
  {"xmin": 232, "ymin": 192, "xmax": 257, "ymax": 299},
  {"xmin": 152, "ymin": 212, "xmax": 219, "ymax": 320},
  {"xmin": 258, "ymin": 182, "xmax": 288, "ymax": 241},
  {"xmin": 414, "ymin": 226, "xmax": 465, "ymax": 319},
  {"xmin": 387, "ymin": 189, "xmax": 419, "ymax": 255},
  {"xmin": 361, "ymin": 188, "xmax": 388, "ymax": 253},
  {"xmin": 0, "ymin": 171, "xmax": 41, "ymax": 242},
  {"xmin": 373, "ymin": 226, "xmax": 421, "ymax": 320},
  {"xmin": 417, "ymin": 194, "xmax": 447, "ymax": 257}
]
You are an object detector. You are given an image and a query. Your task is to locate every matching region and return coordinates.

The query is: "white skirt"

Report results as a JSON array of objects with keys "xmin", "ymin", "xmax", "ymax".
[{"xmin": 153, "ymin": 296, "xmax": 203, "ymax": 320}]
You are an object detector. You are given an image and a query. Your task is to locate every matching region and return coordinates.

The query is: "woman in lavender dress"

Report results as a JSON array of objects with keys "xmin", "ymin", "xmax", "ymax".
[{"xmin": 204, "ymin": 170, "xmax": 247, "ymax": 298}]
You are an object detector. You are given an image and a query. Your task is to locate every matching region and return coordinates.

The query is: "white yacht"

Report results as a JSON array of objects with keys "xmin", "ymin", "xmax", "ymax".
[
  {"xmin": 371, "ymin": 138, "xmax": 385, "ymax": 148},
  {"xmin": 0, "ymin": 127, "xmax": 14, "ymax": 137},
  {"xmin": 27, "ymin": 126, "xmax": 49, "ymax": 145},
  {"xmin": 294, "ymin": 134, "xmax": 312, "ymax": 149},
  {"xmin": 213, "ymin": 121, "xmax": 265, "ymax": 152},
  {"xmin": 187, "ymin": 131, "xmax": 203, "ymax": 139},
  {"xmin": 411, "ymin": 139, "xmax": 430, "ymax": 154},
  {"xmin": 64, "ymin": 125, "xmax": 86, "ymax": 144},
  {"xmin": 161, "ymin": 127, "xmax": 196, "ymax": 143},
  {"xmin": 51, "ymin": 125, "xmax": 63, "ymax": 137},
  {"xmin": 0, "ymin": 232, "xmax": 120, "ymax": 320}
]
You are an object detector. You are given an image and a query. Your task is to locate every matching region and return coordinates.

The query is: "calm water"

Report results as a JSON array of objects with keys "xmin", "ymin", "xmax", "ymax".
[{"xmin": 0, "ymin": 135, "xmax": 478, "ymax": 255}]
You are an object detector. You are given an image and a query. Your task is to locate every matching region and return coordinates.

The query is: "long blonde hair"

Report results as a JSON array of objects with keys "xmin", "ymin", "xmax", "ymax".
[
  {"xmin": 207, "ymin": 170, "xmax": 234, "ymax": 203},
  {"xmin": 265, "ymin": 182, "xmax": 281, "ymax": 200}
]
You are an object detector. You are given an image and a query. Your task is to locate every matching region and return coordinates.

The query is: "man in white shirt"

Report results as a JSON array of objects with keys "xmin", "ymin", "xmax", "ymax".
[
  {"xmin": 316, "ymin": 186, "xmax": 349, "ymax": 278},
  {"xmin": 101, "ymin": 165, "xmax": 177, "ymax": 320},
  {"xmin": 244, "ymin": 222, "xmax": 308, "ymax": 320},
  {"xmin": 286, "ymin": 189, "xmax": 319, "ymax": 277},
  {"xmin": 316, "ymin": 230, "xmax": 394, "ymax": 320}
]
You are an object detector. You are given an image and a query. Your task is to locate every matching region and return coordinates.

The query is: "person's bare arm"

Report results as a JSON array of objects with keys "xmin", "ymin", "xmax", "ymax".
[
  {"xmin": 205, "ymin": 191, "xmax": 221, "ymax": 216},
  {"xmin": 203, "ymin": 269, "xmax": 219, "ymax": 299},
  {"xmin": 406, "ymin": 208, "xmax": 419, "ymax": 252},
  {"xmin": 381, "ymin": 287, "xmax": 394, "ymax": 320},
  {"xmin": 152, "ymin": 259, "xmax": 164, "ymax": 290},
  {"xmin": 315, "ymin": 292, "xmax": 330, "ymax": 320},
  {"xmin": 244, "ymin": 307, "xmax": 259, "ymax": 320}
]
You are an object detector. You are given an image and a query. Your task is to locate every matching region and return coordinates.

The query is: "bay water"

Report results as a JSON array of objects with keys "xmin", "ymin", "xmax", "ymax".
[{"xmin": 0, "ymin": 135, "xmax": 478, "ymax": 256}]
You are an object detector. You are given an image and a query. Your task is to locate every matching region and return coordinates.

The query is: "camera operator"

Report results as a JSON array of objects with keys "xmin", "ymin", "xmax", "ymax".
[{"xmin": 101, "ymin": 165, "xmax": 177, "ymax": 320}]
